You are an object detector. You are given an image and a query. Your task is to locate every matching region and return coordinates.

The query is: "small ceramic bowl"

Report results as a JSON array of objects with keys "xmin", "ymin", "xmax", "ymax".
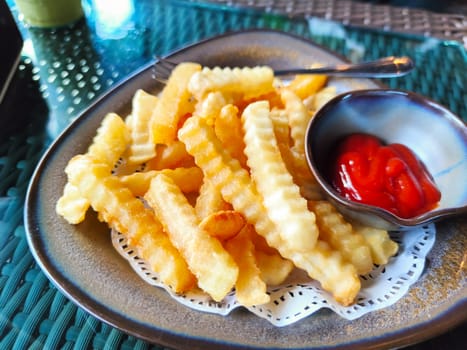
[{"xmin": 305, "ymin": 89, "xmax": 467, "ymax": 230}]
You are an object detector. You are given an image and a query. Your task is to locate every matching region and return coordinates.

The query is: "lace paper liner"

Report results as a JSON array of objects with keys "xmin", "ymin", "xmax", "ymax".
[{"xmin": 111, "ymin": 224, "xmax": 435, "ymax": 327}]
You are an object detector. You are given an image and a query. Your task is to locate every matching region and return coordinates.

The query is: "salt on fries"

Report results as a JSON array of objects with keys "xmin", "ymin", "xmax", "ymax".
[{"xmin": 57, "ymin": 62, "xmax": 398, "ymax": 309}]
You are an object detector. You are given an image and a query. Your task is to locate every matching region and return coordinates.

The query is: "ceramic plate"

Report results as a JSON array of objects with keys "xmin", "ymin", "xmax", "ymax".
[{"xmin": 24, "ymin": 29, "xmax": 466, "ymax": 349}]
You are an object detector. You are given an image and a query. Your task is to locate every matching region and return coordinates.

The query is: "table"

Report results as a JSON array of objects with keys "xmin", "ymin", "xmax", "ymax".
[{"xmin": 1, "ymin": 0, "xmax": 465, "ymax": 348}]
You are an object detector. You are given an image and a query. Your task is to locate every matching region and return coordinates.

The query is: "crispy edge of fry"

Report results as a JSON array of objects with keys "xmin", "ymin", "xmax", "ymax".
[
  {"xmin": 126, "ymin": 89, "xmax": 158, "ymax": 164},
  {"xmin": 254, "ymin": 250, "xmax": 294, "ymax": 286},
  {"xmin": 289, "ymin": 240, "xmax": 360, "ymax": 306},
  {"xmin": 245, "ymin": 223, "xmax": 294, "ymax": 286},
  {"xmin": 308, "ymin": 200, "xmax": 374, "ymax": 275},
  {"xmin": 188, "ymin": 66, "xmax": 275, "ymax": 101},
  {"xmin": 150, "ymin": 62, "xmax": 201, "ymax": 145},
  {"xmin": 280, "ymin": 88, "xmax": 311, "ymax": 156},
  {"xmin": 195, "ymin": 179, "xmax": 232, "ymax": 219},
  {"xmin": 55, "ymin": 182, "xmax": 90, "ymax": 224},
  {"xmin": 310, "ymin": 85, "xmax": 337, "ymax": 111},
  {"xmin": 178, "ymin": 115, "xmax": 360, "ymax": 306},
  {"xmin": 352, "ymin": 223, "xmax": 398, "ymax": 266},
  {"xmin": 88, "ymin": 112, "xmax": 130, "ymax": 166},
  {"xmin": 287, "ymin": 72, "xmax": 328, "ymax": 100},
  {"xmin": 193, "ymin": 91, "xmax": 228, "ymax": 126},
  {"xmin": 199, "ymin": 210, "xmax": 246, "ymax": 241},
  {"xmin": 214, "ymin": 104, "xmax": 248, "ymax": 169},
  {"xmin": 144, "ymin": 173, "xmax": 238, "ymax": 302},
  {"xmin": 119, "ymin": 167, "xmax": 203, "ymax": 197},
  {"xmin": 145, "ymin": 141, "xmax": 194, "ymax": 170},
  {"xmin": 224, "ymin": 225, "xmax": 270, "ymax": 306},
  {"xmin": 241, "ymin": 100, "xmax": 318, "ymax": 252},
  {"xmin": 65, "ymin": 154, "xmax": 196, "ymax": 293},
  {"xmin": 57, "ymin": 113, "xmax": 130, "ymax": 224}
]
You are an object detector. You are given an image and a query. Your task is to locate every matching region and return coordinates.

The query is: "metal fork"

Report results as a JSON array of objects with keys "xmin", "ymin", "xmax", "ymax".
[{"xmin": 153, "ymin": 56, "xmax": 414, "ymax": 83}]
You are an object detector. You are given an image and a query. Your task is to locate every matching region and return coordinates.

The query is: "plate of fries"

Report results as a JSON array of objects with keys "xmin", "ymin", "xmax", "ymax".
[{"xmin": 25, "ymin": 30, "xmax": 466, "ymax": 349}]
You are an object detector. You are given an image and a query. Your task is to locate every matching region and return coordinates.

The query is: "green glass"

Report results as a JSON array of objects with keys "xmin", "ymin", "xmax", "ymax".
[{"xmin": 14, "ymin": 0, "xmax": 83, "ymax": 27}]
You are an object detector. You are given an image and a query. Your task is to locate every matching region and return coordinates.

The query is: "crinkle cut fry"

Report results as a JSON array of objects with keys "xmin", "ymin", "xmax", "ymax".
[
  {"xmin": 280, "ymin": 88, "xmax": 311, "ymax": 157},
  {"xmin": 65, "ymin": 154, "xmax": 196, "ymax": 293},
  {"xmin": 88, "ymin": 112, "xmax": 131, "ymax": 166},
  {"xmin": 224, "ymin": 225, "xmax": 270, "ymax": 306},
  {"xmin": 241, "ymin": 100, "xmax": 318, "ymax": 252},
  {"xmin": 56, "ymin": 113, "xmax": 130, "ymax": 224},
  {"xmin": 144, "ymin": 173, "xmax": 238, "ymax": 302},
  {"xmin": 119, "ymin": 167, "xmax": 203, "ymax": 197},
  {"xmin": 188, "ymin": 66, "xmax": 275, "ymax": 101},
  {"xmin": 150, "ymin": 62, "xmax": 201, "ymax": 145},
  {"xmin": 126, "ymin": 89, "xmax": 158, "ymax": 164},
  {"xmin": 195, "ymin": 179, "xmax": 231, "ymax": 220},
  {"xmin": 55, "ymin": 182, "xmax": 90, "ymax": 224},
  {"xmin": 178, "ymin": 115, "xmax": 360, "ymax": 306},
  {"xmin": 352, "ymin": 223, "xmax": 398, "ymax": 266},
  {"xmin": 308, "ymin": 200, "xmax": 374, "ymax": 275}
]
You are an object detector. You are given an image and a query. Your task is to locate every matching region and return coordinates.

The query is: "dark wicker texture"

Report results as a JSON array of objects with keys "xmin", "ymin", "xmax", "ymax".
[
  {"xmin": 1, "ymin": 0, "xmax": 465, "ymax": 348},
  {"xmin": 197, "ymin": 0, "xmax": 467, "ymax": 44}
]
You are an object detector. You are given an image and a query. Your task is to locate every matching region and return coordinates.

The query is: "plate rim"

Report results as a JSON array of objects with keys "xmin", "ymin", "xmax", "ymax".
[{"xmin": 24, "ymin": 28, "xmax": 467, "ymax": 349}]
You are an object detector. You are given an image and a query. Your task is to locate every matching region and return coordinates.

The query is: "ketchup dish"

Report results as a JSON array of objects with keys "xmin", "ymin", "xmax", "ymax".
[{"xmin": 305, "ymin": 89, "xmax": 467, "ymax": 230}]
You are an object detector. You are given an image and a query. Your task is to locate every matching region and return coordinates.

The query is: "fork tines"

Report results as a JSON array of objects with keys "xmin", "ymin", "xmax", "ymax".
[{"xmin": 153, "ymin": 56, "xmax": 179, "ymax": 84}]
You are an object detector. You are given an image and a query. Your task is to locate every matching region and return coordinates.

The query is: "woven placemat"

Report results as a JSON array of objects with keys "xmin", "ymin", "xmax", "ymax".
[
  {"xmin": 196, "ymin": 0, "xmax": 467, "ymax": 44},
  {"xmin": 1, "ymin": 0, "xmax": 465, "ymax": 348}
]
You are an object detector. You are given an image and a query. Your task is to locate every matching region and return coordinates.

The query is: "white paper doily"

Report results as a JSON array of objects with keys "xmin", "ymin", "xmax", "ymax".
[{"xmin": 112, "ymin": 224, "xmax": 435, "ymax": 327}]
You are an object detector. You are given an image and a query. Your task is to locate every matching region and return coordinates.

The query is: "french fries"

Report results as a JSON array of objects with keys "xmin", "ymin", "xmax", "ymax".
[
  {"xmin": 56, "ymin": 60, "xmax": 399, "ymax": 310},
  {"xmin": 179, "ymin": 115, "xmax": 361, "ymax": 305},
  {"xmin": 225, "ymin": 225, "xmax": 270, "ymax": 307},
  {"xmin": 120, "ymin": 167, "xmax": 203, "ymax": 196},
  {"xmin": 126, "ymin": 89, "xmax": 158, "ymax": 164},
  {"xmin": 352, "ymin": 223, "xmax": 399, "ymax": 265},
  {"xmin": 308, "ymin": 201, "xmax": 373, "ymax": 275},
  {"xmin": 150, "ymin": 62, "xmax": 201, "ymax": 144},
  {"xmin": 188, "ymin": 66, "xmax": 275, "ymax": 100},
  {"xmin": 241, "ymin": 100, "xmax": 319, "ymax": 252},
  {"xmin": 65, "ymin": 155, "xmax": 196, "ymax": 292},
  {"xmin": 199, "ymin": 210, "xmax": 246, "ymax": 241},
  {"xmin": 145, "ymin": 174, "xmax": 238, "ymax": 302}
]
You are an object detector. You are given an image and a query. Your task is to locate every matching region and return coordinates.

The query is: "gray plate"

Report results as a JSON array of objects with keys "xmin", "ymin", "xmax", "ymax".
[{"xmin": 24, "ymin": 29, "xmax": 466, "ymax": 349}]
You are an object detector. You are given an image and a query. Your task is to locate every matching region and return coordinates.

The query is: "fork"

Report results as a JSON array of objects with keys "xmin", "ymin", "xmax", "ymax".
[{"xmin": 152, "ymin": 56, "xmax": 414, "ymax": 83}]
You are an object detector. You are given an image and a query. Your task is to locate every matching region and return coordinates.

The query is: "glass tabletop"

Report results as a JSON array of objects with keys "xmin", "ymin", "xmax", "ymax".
[{"xmin": 1, "ymin": 0, "xmax": 465, "ymax": 349}]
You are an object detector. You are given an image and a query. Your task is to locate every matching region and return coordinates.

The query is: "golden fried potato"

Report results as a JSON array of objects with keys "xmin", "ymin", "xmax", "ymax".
[
  {"xmin": 193, "ymin": 91, "xmax": 229, "ymax": 126},
  {"xmin": 126, "ymin": 89, "xmax": 158, "ymax": 164},
  {"xmin": 195, "ymin": 179, "xmax": 232, "ymax": 219},
  {"xmin": 242, "ymin": 100, "xmax": 318, "ymax": 252},
  {"xmin": 119, "ymin": 167, "xmax": 203, "ymax": 197},
  {"xmin": 145, "ymin": 141, "xmax": 194, "ymax": 170},
  {"xmin": 88, "ymin": 112, "xmax": 130, "ymax": 166},
  {"xmin": 57, "ymin": 61, "xmax": 401, "ymax": 309},
  {"xmin": 352, "ymin": 223, "xmax": 398, "ymax": 266},
  {"xmin": 214, "ymin": 104, "xmax": 248, "ymax": 169},
  {"xmin": 64, "ymin": 155, "xmax": 196, "ymax": 292},
  {"xmin": 188, "ymin": 66, "xmax": 275, "ymax": 101},
  {"xmin": 225, "ymin": 225, "xmax": 270, "ymax": 306},
  {"xmin": 309, "ymin": 201, "xmax": 373, "ymax": 275},
  {"xmin": 179, "ymin": 115, "xmax": 360, "ymax": 305},
  {"xmin": 280, "ymin": 88, "xmax": 311, "ymax": 156},
  {"xmin": 199, "ymin": 210, "xmax": 246, "ymax": 241},
  {"xmin": 150, "ymin": 62, "xmax": 201, "ymax": 144},
  {"xmin": 55, "ymin": 182, "xmax": 90, "ymax": 224},
  {"xmin": 287, "ymin": 71, "xmax": 328, "ymax": 100},
  {"xmin": 144, "ymin": 173, "xmax": 238, "ymax": 302},
  {"xmin": 254, "ymin": 250, "xmax": 294, "ymax": 286}
]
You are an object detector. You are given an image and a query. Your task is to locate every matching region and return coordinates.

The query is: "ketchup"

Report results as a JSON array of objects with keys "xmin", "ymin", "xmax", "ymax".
[{"xmin": 330, "ymin": 133, "xmax": 441, "ymax": 218}]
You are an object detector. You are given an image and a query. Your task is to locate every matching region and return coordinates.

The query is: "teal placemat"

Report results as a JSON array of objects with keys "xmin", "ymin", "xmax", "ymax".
[{"xmin": 1, "ymin": 0, "xmax": 465, "ymax": 348}]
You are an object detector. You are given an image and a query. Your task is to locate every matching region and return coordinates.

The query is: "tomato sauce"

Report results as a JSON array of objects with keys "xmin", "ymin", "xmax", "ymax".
[{"xmin": 330, "ymin": 133, "xmax": 441, "ymax": 218}]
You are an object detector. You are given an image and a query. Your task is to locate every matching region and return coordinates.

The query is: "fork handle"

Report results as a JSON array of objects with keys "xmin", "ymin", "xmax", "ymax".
[{"xmin": 274, "ymin": 56, "xmax": 414, "ymax": 78}]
